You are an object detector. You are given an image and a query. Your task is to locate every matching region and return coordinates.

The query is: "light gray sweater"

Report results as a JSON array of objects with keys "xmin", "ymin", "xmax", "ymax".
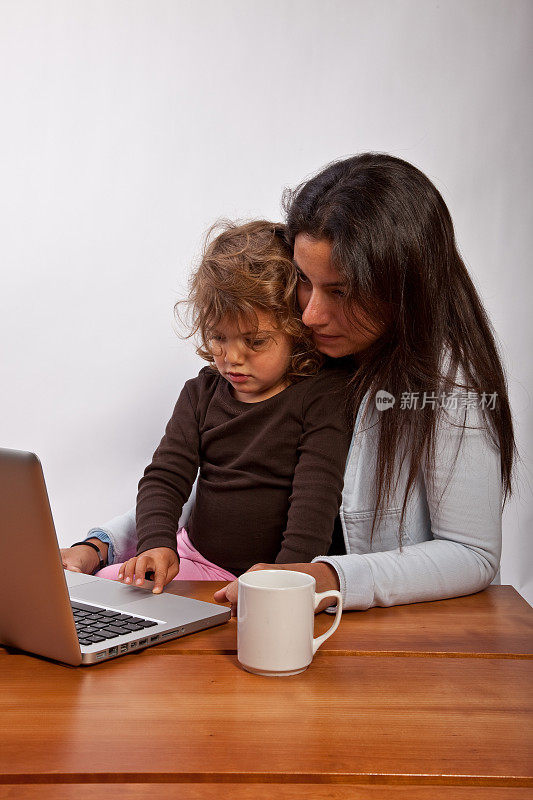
[{"xmin": 312, "ymin": 389, "xmax": 502, "ymax": 610}]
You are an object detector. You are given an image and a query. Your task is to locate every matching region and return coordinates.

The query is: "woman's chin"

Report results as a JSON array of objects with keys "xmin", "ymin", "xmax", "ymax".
[{"xmin": 315, "ymin": 339, "xmax": 352, "ymax": 358}]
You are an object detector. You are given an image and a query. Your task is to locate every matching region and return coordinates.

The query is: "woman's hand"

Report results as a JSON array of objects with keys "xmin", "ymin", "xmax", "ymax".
[
  {"xmin": 118, "ymin": 547, "xmax": 180, "ymax": 594},
  {"xmin": 61, "ymin": 538, "xmax": 108, "ymax": 575},
  {"xmin": 213, "ymin": 561, "xmax": 341, "ymax": 616}
]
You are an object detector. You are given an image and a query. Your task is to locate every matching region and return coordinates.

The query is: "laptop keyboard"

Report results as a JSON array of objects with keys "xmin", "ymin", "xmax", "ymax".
[{"xmin": 71, "ymin": 601, "xmax": 158, "ymax": 646}]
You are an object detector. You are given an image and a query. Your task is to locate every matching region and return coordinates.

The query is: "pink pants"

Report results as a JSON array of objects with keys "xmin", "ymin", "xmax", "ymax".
[{"xmin": 95, "ymin": 527, "xmax": 237, "ymax": 582}]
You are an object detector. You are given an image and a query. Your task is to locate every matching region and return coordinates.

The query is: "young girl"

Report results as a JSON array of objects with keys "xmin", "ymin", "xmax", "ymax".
[{"xmin": 88, "ymin": 220, "xmax": 352, "ymax": 593}]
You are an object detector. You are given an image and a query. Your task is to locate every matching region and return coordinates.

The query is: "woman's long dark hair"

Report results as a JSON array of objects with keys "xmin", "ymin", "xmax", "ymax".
[{"xmin": 284, "ymin": 153, "xmax": 516, "ymax": 538}]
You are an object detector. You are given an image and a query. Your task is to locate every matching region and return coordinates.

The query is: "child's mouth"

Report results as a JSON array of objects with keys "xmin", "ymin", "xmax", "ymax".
[{"xmin": 227, "ymin": 372, "xmax": 250, "ymax": 383}]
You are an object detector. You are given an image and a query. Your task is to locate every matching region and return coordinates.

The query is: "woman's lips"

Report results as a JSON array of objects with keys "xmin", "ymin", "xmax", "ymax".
[{"xmin": 313, "ymin": 332, "xmax": 340, "ymax": 341}]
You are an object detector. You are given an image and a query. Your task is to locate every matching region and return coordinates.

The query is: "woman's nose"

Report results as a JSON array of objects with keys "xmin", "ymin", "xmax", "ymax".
[{"xmin": 301, "ymin": 292, "xmax": 328, "ymax": 328}]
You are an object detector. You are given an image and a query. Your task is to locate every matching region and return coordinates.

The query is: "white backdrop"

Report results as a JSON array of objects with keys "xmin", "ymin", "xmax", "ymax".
[{"xmin": 1, "ymin": 0, "xmax": 531, "ymax": 603}]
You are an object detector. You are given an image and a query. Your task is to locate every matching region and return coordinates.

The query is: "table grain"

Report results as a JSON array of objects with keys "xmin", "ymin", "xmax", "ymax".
[
  {"xmin": 1, "ymin": 785, "xmax": 532, "ymax": 799},
  {"xmin": 151, "ymin": 583, "xmax": 533, "ymax": 658},
  {"xmin": 1, "ymin": 652, "xmax": 531, "ymax": 786},
  {"xmin": 1, "ymin": 584, "xmax": 532, "ymax": 791}
]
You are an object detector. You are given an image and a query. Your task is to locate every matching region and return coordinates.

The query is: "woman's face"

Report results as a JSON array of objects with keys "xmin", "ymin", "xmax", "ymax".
[{"xmin": 293, "ymin": 234, "xmax": 383, "ymax": 358}]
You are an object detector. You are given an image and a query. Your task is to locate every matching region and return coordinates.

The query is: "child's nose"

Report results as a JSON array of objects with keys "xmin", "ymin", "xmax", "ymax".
[{"xmin": 224, "ymin": 343, "xmax": 244, "ymax": 364}]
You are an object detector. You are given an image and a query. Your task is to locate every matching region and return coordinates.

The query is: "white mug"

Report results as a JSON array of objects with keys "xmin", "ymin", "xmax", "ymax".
[{"xmin": 237, "ymin": 569, "xmax": 343, "ymax": 676}]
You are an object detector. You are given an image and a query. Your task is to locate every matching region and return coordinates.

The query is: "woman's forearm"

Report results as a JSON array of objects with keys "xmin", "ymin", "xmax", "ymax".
[{"xmin": 315, "ymin": 535, "xmax": 500, "ymax": 610}]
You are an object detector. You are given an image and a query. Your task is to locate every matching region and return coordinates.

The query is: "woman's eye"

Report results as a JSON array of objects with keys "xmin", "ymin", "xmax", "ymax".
[
  {"xmin": 296, "ymin": 270, "xmax": 309, "ymax": 284},
  {"xmin": 332, "ymin": 289, "xmax": 346, "ymax": 298}
]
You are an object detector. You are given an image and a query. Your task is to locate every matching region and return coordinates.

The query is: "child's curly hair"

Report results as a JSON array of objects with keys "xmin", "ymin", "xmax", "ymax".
[{"xmin": 177, "ymin": 220, "xmax": 323, "ymax": 381}]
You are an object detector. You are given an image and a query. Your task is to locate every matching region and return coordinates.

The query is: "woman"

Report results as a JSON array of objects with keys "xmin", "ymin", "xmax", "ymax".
[{"xmin": 63, "ymin": 153, "xmax": 515, "ymax": 613}]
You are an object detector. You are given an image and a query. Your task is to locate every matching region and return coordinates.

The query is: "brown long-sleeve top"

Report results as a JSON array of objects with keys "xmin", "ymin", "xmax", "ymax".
[{"xmin": 136, "ymin": 364, "xmax": 352, "ymax": 576}]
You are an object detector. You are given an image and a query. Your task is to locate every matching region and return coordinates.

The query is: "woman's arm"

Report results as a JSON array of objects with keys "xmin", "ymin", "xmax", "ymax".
[
  {"xmin": 60, "ymin": 537, "xmax": 110, "ymax": 574},
  {"xmin": 60, "ymin": 507, "xmax": 138, "ymax": 575},
  {"xmin": 313, "ymin": 404, "xmax": 502, "ymax": 610},
  {"xmin": 86, "ymin": 507, "xmax": 137, "ymax": 565}
]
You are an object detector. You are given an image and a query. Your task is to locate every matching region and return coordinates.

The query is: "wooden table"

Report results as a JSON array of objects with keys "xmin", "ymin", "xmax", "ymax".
[{"xmin": 0, "ymin": 584, "xmax": 532, "ymax": 799}]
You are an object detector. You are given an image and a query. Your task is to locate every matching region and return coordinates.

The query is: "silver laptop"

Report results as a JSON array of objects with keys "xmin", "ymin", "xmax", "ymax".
[{"xmin": 0, "ymin": 448, "xmax": 231, "ymax": 665}]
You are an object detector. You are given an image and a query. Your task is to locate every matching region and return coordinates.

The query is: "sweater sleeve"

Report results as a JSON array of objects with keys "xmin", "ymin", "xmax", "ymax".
[
  {"xmin": 313, "ymin": 401, "xmax": 502, "ymax": 610},
  {"xmin": 86, "ymin": 508, "xmax": 137, "ymax": 564},
  {"xmin": 275, "ymin": 372, "xmax": 352, "ymax": 564},
  {"xmin": 135, "ymin": 379, "xmax": 201, "ymax": 556}
]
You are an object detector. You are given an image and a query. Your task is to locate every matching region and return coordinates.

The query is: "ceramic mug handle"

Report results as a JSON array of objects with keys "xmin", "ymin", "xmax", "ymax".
[{"xmin": 312, "ymin": 590, "xmax": 343, "ymax": 654}]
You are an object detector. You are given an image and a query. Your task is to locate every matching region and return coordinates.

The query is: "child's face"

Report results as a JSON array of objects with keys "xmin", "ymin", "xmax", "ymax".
[{"xmin": 208, "ymin": 309, "xmax": 293, "ymax": 403}]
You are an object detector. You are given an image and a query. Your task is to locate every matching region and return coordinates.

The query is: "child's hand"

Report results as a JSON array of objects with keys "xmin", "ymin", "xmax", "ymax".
[{"xmin": 117, "ymin": 547, "xmax": 180, "ymax": 594}]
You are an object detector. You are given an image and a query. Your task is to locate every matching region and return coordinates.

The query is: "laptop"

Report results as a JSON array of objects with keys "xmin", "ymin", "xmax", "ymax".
[{"xmin": 0, "ymin": 448, "xmax": 231, "ymax": 665}]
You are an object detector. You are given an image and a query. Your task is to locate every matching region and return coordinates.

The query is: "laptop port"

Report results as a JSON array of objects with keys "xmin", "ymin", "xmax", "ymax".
[
  {"xmin": 162, "ymin": 629, "xmax": 179, "ymax": 638},
  {"xmin": 138, "ymin": 638, "xmax": 147, "ymax": 645},
  {"xmin": 108, "ymin": 646, "xmax": 118, "ymax": 656},
  {"xmin": 96, "ymin": 652, "xmax": 105, "ymax": 659},
  {"xmin": 150, "ymin": 635, "xmax": 159, "ymax": 642},
  {"xmin": 120, "ymin": 644, "xmax": 128, "ymax": 653}
]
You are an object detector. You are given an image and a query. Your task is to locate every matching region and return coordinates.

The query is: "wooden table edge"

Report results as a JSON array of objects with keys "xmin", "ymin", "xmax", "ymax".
[
  {"xmin": 138, "ymin": 647, "xmax": 533, "ymax": 659},
  {"xmin": 1, "ymin": 773, "xmax": 532, "ymax": 788}
]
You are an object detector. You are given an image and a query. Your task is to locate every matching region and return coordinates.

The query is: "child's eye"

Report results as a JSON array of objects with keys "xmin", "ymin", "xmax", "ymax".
[
  {"xmin": 209, "ymin": 334, "xmax": 224, "ymax": 343},
  {"xmin": 245, "ymin": 337, "xmax": 269, "ymax": 349}
]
